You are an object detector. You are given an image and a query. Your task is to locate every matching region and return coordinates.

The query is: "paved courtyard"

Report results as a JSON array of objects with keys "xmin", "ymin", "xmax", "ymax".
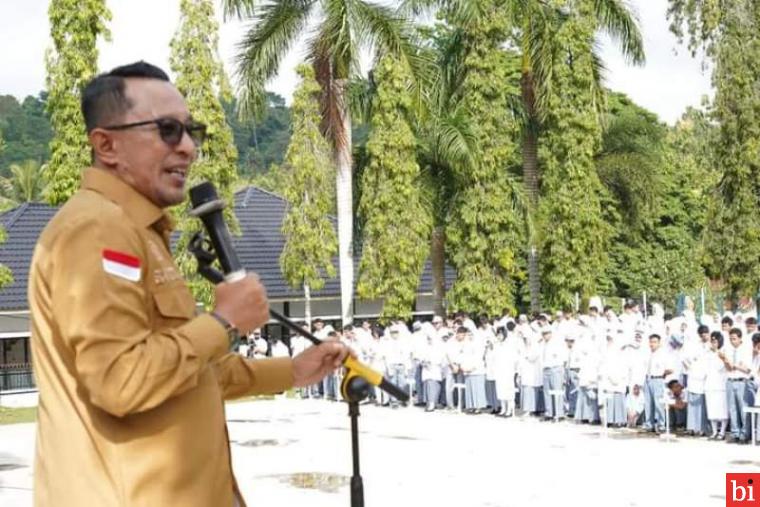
[{"xmin": 1, "ymin": 398, "xmax": 757, "ymax": 506}]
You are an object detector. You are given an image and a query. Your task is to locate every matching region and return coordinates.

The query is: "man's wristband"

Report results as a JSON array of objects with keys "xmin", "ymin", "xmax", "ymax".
[{"xmin": 209, "ymin": 311, "xmax": 240, "ymax": 349}]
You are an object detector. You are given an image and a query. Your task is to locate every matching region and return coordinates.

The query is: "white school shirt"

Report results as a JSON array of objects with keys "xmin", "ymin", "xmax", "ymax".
[
  {"xmin": 647, "ymin": 348, "xmax": 669, "ymax": 377},
  {"xmin": 725, "ymin": 343, "xmax": 752, "ymax": 380},
  {"xmin": 420, "ymin": 341, "xmax": 445, "ymax": 382},
  {"xmin": 686, "ymin": 343, "xmax": 710, "ymax": 394},
  {"xmin": 600, "ymin": 348, "xmax": 627, "ymax": 393},
  {"xmin": 704, "ymin": 351, "xmax": 727, "ymax": 392},
  {"xmin": 271, "ymin": 341, "xmax": 290, "ymax": 358},
  {"xmin": 541, "ymin": 336, "xmax": 567, "ymax": 368}
]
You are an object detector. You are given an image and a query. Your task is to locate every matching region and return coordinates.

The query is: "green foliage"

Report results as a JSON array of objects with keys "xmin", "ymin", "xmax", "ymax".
[
  {"xmin": 603, "ymin": 103, "xmax": 713, "ymax": 303},
  {"xmin": 356, "ymin": 55, "xmax": 432, "ymax": 321},
  {"xmin": 445, "ymin": 0, "xmax": 526, "ymax": 316},
  {"xmin": 0, "ymin": 93, "xmax": 52, "ymax": 174},
  {"xmin": 224, "ymin": 93, "xmax": 291, "ymax": 175},
  {"xmin": 0, "ymin": 135, "xmax": 13, "ymax": 288},
  {"xmin": 280, "ymin": 64, "xmax": 338, "ymax": 292},
  {"xmin": 45, "ymin": 0, "xmax": 110, "ymax": 205},
  {"xmin": 538, "ymin": 0, "xmax": 610, "ymax": 310},
  {"xmin": 170, "ymin": 0, "xmax": 240, "ymax": 305},
  {"xmin": 700, "ymin": 1, "xmax": 760, "ymax": 302},
  {"xmin": 0, "ymin": 160, "xmax": 48, "ymax": 204}
]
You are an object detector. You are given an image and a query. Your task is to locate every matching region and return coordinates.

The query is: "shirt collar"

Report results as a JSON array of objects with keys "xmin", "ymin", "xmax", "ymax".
[{"xmin": 82, "ymin": 167, "xmax": 174, "ymax": 231}]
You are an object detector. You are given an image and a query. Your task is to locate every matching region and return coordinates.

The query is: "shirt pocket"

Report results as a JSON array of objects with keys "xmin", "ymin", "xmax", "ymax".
[{"xmin": 152, "ymin": 284, "xmax": 197, "ymax": 323}]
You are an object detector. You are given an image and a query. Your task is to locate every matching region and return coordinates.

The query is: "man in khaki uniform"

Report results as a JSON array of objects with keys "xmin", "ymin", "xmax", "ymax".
[{"xmin": 29, "ymin": 62, "xmax": 350, "ymax": 507}]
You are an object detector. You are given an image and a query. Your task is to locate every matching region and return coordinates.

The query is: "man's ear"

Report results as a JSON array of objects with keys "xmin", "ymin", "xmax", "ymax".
[{"xmin": 89, "ymin": 129, "xmax": 118, "ymax": 167}]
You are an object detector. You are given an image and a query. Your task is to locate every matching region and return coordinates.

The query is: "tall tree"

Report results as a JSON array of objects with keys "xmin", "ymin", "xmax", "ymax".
[
  {"xmin": 45, "ymin": 0, "xmax": 110, "ymax": 205},
  {"xmin": 669, "ymin": 0, "xmax": 760, "ymax": 304},
  {"xmin": 357, "ymin": 55, "xmax": 431, "ymax": 321},
  {"xmin": 226, "ymin": 0, "xmax": 423, "ymax": 324},
  {"xmin": 445, "ymin": 0, "xmax": 527, "ymax": 316},
  {"xmin": 514, "ymin": 0, "xmax": 644, "ymax": 311},
  {"xmin": 538, "ymin": 0, "xmax": 611, "ymax": 310},
  {"xmin": 280, "ymin": 64, "xmax": 338, "ymax": 326},
  {"xmin": 170, "ymin": 0, "xmax": 240, "ymax": 304},
  {"xmin": 414, "ymin": 24, "xmax": 477, "ymax": 317}
]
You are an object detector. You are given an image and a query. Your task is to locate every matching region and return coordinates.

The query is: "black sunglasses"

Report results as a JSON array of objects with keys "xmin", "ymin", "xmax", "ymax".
[{"xmin": 102, "ymin": 118, "xmax": 207, "ymax": 146}]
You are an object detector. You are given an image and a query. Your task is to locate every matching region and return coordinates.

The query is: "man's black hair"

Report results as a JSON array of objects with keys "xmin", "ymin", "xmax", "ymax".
[
  {"xmin": 711, "ymin": 331, "xmax": 724, "ymax": 349},
  {"xmin": 721, "ymin": 316, "xmax": 734, "ymax": 326},
  {"xmin": 729, "ymin": 327, "xmax": 743, "ymax": 339},
  {"xmin": 81, "ymin": 61, "xmax": 170, "ymax": 133},
  {"xmin": 697, "ymin": 324, "xmax": 710, "ymax": 335},
  {"xmin": 747, "ymin": 317, "xmax": 758, "ymax": 326},
  {"xmin": 752, "ymin": 332, "xmax": 760, "ymax": 346}
]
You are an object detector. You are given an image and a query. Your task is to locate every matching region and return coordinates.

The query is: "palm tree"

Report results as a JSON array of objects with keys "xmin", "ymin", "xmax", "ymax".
[
  {"xmin": 224, "ymin": 0, "xmax": 425, "ymax": 325},
  {"xmin": 514, "ymin": 0, "xmax": 645, "ymax": 310},
  {"xmin": 0, "ymin": 160, "xmax": 48, "ymax": 206}
]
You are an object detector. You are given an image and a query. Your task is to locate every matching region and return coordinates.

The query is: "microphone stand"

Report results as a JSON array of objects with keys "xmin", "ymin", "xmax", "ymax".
[{"xmin": 188, "ymin": 231, "xmax": 396, "ymax": 507}]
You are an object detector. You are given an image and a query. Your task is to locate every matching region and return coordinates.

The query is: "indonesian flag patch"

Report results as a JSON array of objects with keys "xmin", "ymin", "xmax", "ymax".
[{"xmin": 102, "ymin": 249, "xmax": 141, "ymax": 282}]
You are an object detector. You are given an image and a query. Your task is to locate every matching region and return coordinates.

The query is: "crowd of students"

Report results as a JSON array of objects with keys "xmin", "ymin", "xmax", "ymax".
[{"xmin": 240, "ymin": 304, "xmax": 760, "ymax": 444}]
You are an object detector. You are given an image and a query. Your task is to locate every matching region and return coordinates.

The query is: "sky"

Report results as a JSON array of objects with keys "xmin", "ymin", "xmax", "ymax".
[{"xmin": 0, "ymin": 0, "xmax": 712, "ymax": 125}]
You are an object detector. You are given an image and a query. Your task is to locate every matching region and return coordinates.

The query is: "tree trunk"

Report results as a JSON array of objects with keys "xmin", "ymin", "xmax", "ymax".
[
  {"xmin": 521, "ymin": 68, "xmax": 541, "ymax": 313},
  {"xmin": 334, "ymin": 79, "xmax": 354, "ymax": 326},
  {"xmin": 304, "ymin": 282, "xmax": 312, "ymax": 332},
  {"xmin": 431, "ymin": 225, "xmax": 446, "ymax": 317}
]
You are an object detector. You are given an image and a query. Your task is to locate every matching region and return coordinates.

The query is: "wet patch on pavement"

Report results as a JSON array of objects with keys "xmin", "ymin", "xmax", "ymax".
[{"xmin": 260, "ymin": 472, "xmax": 350, "ymax": 493}]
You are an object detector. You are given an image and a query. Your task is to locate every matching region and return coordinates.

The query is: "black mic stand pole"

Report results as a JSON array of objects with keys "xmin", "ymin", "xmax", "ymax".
[{"xmin": 341, "ymin": 373, "xmax": 371, "ymax": 507}]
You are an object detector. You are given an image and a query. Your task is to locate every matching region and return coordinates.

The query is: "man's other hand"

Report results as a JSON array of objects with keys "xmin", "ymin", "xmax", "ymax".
[{"xmin": 292, "ymin": 341, "xmax": 354, "ymax": 387}]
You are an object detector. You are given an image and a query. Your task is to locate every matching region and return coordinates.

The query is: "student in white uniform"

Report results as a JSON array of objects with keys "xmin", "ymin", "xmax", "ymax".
[
  {"xmin": 420, "ymin": 334, "xmax": 445, "ymax": 412},
  {"xmin": 623, "ymin": 329, "xmax": 649, "ymax": 390},
  {"xmin": 463, "ymin": 329, "xmax": 488, "ymax": 413},
  {"xmin": 565, "ymin": 334, "xmax": 583, "ymax": 417},
  {"xmin": 270, "ymin": 337, "xmax": 290, "ymax": 358},
  {"xmin": 685, "ymin": 325, "xmax": 710, "ymax": 436},
  {"xmin": 574, "ymin": 345, "xmax": 600, "ymax": 424},
  {"xmin": 519, "ymin": 324, "xmax": 544, "ymax": 415},
  {"xmin": 411, "ymin": 322, "xmax": 428, "ymax": 406},
  {"xmin": 723, "ymin": 328, "xmax": 753, "ymax": 443},
  {"xmin": 494, "ymin": 325, "xmax": 520, "ymax": 417},
  {"xmin": 642, "ymin": 334, "xmax": 671, "ymax": 433},
  {"xmin": 385, "ymin": 326, "xmax": 411, "ymax": 408},
  {"xmin": 365, "ymin": 326, "xmax": 388, "ymax": 405},
  {"xmin": 484, "ymin": 336, "xmax": 499, "ymax": 413},
  {"xmin": 600, "ymin": 335, "xmax": 627, "ymax": 427},
  {"xmin": 541, "ymin": 328, "xmax": 567, "ymax": 420},
  {"xmin": 705, "ymin": 331, "xmax": 728, "ymax": 440}
]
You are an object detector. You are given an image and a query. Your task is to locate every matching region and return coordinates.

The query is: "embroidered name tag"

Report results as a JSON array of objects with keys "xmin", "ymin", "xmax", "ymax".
[
  {"xmin": 102, "ymin": 249, "xmax": 141, "ymax": 282},
  {"xmin": 154, "ymin": 266, "xmax": 182, "ymax": 285}
]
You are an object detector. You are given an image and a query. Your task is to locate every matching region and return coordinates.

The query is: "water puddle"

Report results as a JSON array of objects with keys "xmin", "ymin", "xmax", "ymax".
[
  {"xmin": 0, "ymin": 463, "xmax": 26, "ymax": 472},
  {"xmin": 262, "ymin": 472, "xmax": 350, "ymax": 493},
  {"xmin": 232, "ymin": 438, "xmax": 296, "ymax": 448},
  {"xmin": 729, "ymin": 460, "xmax": 760, "ymax": 467}
]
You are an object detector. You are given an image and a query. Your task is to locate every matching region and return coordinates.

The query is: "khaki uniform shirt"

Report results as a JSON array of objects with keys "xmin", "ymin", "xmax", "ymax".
[{"xmin": 29, "ymin": 168, "xmax": 293, "ymax": 507}]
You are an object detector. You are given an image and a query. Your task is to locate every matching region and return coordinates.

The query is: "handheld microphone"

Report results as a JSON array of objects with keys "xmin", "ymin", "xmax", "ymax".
[{"xmin": 188, "ymin": 181, "xmax": 409, "ymax": 402}]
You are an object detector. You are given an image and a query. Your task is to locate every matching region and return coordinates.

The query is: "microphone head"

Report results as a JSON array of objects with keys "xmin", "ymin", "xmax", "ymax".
[
  {"xmin": 189, "ymin": 181, "xmax": 226, "ymax": 217},
  {"xmin": 189, "ymin": 181, "xmax": 219, "ymax": 208}
]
